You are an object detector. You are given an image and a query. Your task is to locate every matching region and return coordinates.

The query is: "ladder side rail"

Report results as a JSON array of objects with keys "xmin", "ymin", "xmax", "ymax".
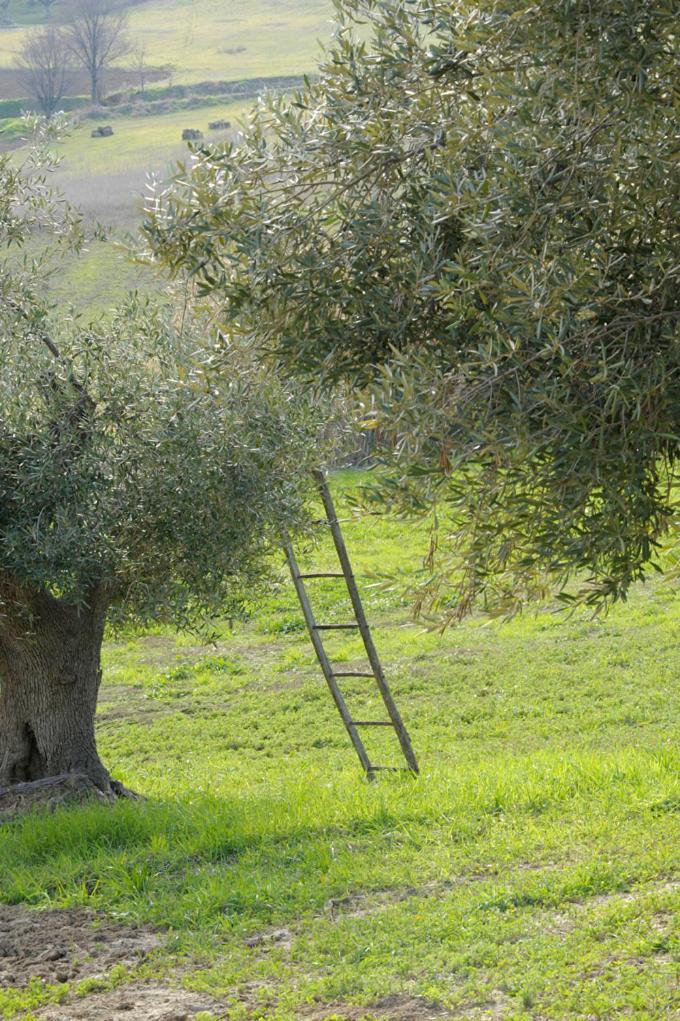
[
  {"xmin": 312, "ymin": 471, "xmax": 420, "ymax": 775},
  {"xmin": 283, "ymin": 540, "xmax": 374, "ymax": 776}
]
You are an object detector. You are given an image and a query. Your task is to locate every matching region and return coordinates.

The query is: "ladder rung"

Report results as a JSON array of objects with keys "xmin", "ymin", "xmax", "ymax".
[
  {"xmin": 313, "ymin": 624, "xmax": 360, "ymax": 631},
  {"xmin": 333, "ymin": 671, "xmax": 374, "ymax": 678},
  {"xmin": 352, "ymin": 721, "xmax": 394, "ymax": 727},
  {"xmin": 298, "ymin": 573, "xmax": 344, "ymax": 579},
  {"xmin": 284, "ymin": 472, "xmax": 419, "ymax": 779}
]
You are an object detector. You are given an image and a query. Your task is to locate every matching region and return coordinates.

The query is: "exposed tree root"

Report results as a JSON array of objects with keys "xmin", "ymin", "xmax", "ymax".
[{"xmin": 0, "ymin": 772, "xmax": 139, "ymax": 822}]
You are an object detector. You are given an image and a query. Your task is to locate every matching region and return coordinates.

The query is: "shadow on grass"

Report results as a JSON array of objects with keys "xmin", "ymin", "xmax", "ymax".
[{"xmin": 0, "ymin": 746, "xmax": 675, "ymax": 939}]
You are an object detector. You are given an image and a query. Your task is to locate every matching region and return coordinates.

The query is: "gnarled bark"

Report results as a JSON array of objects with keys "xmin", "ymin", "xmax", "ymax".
[{"xmin": 0, "ymin": 585, "xmax": 117, "ymax": 797}]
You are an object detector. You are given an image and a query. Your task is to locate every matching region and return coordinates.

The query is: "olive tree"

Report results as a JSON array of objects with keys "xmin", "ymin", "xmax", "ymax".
[
  {"xmin": 0, "ymin": 137, "xmax": 316, "ymax": 798},
  {"xmin": 145, "ymin": 0, "xmax": 679, "ymax": 621}
]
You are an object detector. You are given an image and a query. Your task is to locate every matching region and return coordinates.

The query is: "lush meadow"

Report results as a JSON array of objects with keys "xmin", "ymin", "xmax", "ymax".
[
  {"xmin": 0, "ymin": 4, "xmax": 677, "ymax": 1018},
  {"xmin": 0, "ymin": 474, "xmax": 677, "ymax": 1020}
]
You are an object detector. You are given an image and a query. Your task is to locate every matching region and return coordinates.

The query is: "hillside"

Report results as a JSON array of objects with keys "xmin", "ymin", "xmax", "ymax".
[
  {"xmin": 0, "ymin": 1, "xmax": 334, "ymax": 82},
  {"xmin": 0, "ymin": 0, "xmax": 335, "ymax": 311}
]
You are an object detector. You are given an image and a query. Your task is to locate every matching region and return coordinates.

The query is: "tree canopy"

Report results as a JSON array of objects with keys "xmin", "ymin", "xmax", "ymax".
[
  {"xmin": 1, "ymin": 137, "xmax": 315, "ymax": 631},
  {"xmin": 65, "ymin": 0, "xmax": 130, "ymax": 105},
  {"xmin": 146, "ymin": 0, "xmax": 679, "ymax": 621},
  {"xmin": 0, "ymin": 133, "xmax": 317, "ymax": 794},
  {"xmin": 16, "ymin": 27, "xmax": 71, "ymax": 117}
]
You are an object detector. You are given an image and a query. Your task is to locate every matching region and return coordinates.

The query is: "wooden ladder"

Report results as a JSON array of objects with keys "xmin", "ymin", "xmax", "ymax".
[{"xmin": 283, "ymin": 470, "xmax": 419, "ymax": 779}]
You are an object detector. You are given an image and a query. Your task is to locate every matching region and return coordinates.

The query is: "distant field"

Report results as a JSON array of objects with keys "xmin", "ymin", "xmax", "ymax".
[
  {"xmin": 0, "ymin": 0, "xmax": 334, "ymax": 82},
  {"xmin": 127, "ymin": 0, "xmax": 334, "ymax": 84},
  {"xmin": 0, "ymin": 0, "xmax": 335, "ymax": 311},
  {"xmin": 39, "ymin": 99, "xmax": 254, "ymax": 311},
  {"xmin": 51, "ymin": 98, "xmax": 253, "ymax": 225}
]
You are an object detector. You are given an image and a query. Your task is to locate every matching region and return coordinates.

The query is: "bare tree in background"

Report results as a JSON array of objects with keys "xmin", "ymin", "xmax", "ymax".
[
  {"xmin": 34, "ymin": 0, "xmax": 62, "ymax": 17},
  {"xmin": 130, "ymin": 41, "xmax": 148, "ymax": 94},
  {"xmin": 16, "ymin": 28, "xmax": 71, "ymax": 116},
  {"xmin": 0, "ymin": 0, "xmax": 11, "ymax": 27},
  {"xmin": 65, "ymin": 0, "xmax": 130, "ymax": 104}
]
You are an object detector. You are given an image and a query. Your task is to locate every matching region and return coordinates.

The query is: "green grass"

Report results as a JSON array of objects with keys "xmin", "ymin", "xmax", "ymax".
[
  {"xmin": 126, "ymin": 0, "xmax": 334, "ymax": 85},
  {"xmin": 1, "ymin": 472, "xmax": 678, "ymax": 1020},
  {"xmin": 0, "ymin": 0, "xmax": 334, "ymax": 82},
  {"xmin": 0, "ymin": 114, "xmax": 22, "ymax": 142},
  {"xmin": 52, "ymin": 98, "xmax": 254, "ymax": 182},
  {"xmin": 46, "ymin": 97, "xmax": 254, "ymax": 237}
]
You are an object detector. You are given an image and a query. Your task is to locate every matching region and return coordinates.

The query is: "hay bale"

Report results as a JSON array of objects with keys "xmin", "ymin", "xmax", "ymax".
[
  {"xmin": 91, "ymin": 125, "xmax": 114, "ymax": 138},
  {"xmin": 182, "ymin": 128, "xmax": 203, "ymax": 141},
  {"xmin": 208, "ymin": 119, "xmax": 231, "ymax": 131}
]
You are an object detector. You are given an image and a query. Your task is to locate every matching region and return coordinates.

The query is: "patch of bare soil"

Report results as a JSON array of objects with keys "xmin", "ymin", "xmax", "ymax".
[
  {"xmin": 542, "ymin": 878, "xmax": 680, "ymax": 937},
  {"xmin": 0, "ymin": 905, "xmax": 161, "ymax": 989},
  {"xmin": 301, "ymin": 993, "xmax": 521, "ymax": 1020},
  {"xmin": 319, "ymin": 865, "xmax": 551, "ymax": 922},
  {"xmin": 299, "ymin": 994, "xmax": 451, "ymax": 1020},
  {"xmin": 38, "ymin": 984, "xmax": 222, "ymax": 1020}
]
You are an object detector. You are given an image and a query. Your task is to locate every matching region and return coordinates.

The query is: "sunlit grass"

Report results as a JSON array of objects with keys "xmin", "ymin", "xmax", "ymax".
[
  {"xmin": 52, "ymin": 99, "xmax": 254, "ymax": 181},
  {"xmin": 1, "ymin": 473, "xmax": 678, "ymax": 1020}
]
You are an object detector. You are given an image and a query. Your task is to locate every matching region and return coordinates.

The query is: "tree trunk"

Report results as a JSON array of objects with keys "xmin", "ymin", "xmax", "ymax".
[
  {"xmin": 91, "ymin": 71, "xmax": 99, "ymax": 104},
  {"xmin": 0, "ymin": 588, "xmax": 114, "ymax": 795}
]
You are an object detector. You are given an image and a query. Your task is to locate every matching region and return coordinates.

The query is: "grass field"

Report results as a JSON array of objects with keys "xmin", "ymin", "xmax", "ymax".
[
  {"xmin": 2, "ymin": 5, "xmax": 677, "ymax": 1018},
  {"xmin": 0, "ymin": 0, "xmax": 334, "ymax": 82},
  {"xmin": 0, "ymin": 472, "xmax": 677, "ymax": 1020},
  {"xmin": 33, "ymin": 99, "xmax": 254, "ymax": 311},
  {"xmin": 52, "ymin": 98, "xmax": 253, "ymax": 222},
  {"xmin": 0, "ymin": 0, "xmax": 336, "ymax": 313}
]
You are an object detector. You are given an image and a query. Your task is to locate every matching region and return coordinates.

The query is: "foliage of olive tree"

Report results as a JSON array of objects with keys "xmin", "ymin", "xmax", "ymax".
[
  {"xmin": 0, "ymin": 135, "xmax": 317, "ymax": 796},
  {"xmin": 145, "ymin": 0, "xmax": 679, "ymax": 621}
]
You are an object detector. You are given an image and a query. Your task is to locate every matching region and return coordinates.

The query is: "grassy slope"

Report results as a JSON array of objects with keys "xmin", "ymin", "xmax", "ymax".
[
  {"xmin": 51, "ymin": 97, "xmax": 254, "ymax": 226},
  {"xmin": 126, "ymin": 0, "xmax": 334, "ymax": 84},
  {"xmin": 0, "ymin": 473, "xmax": 677, "ymax": 1021},
  {"xmin": 0, "ymin": 0, "xmax": 334, "ymax": 312},
  {"xmin": 41, "ymin": 99, "xmax": 254, "ymax": 310}
]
